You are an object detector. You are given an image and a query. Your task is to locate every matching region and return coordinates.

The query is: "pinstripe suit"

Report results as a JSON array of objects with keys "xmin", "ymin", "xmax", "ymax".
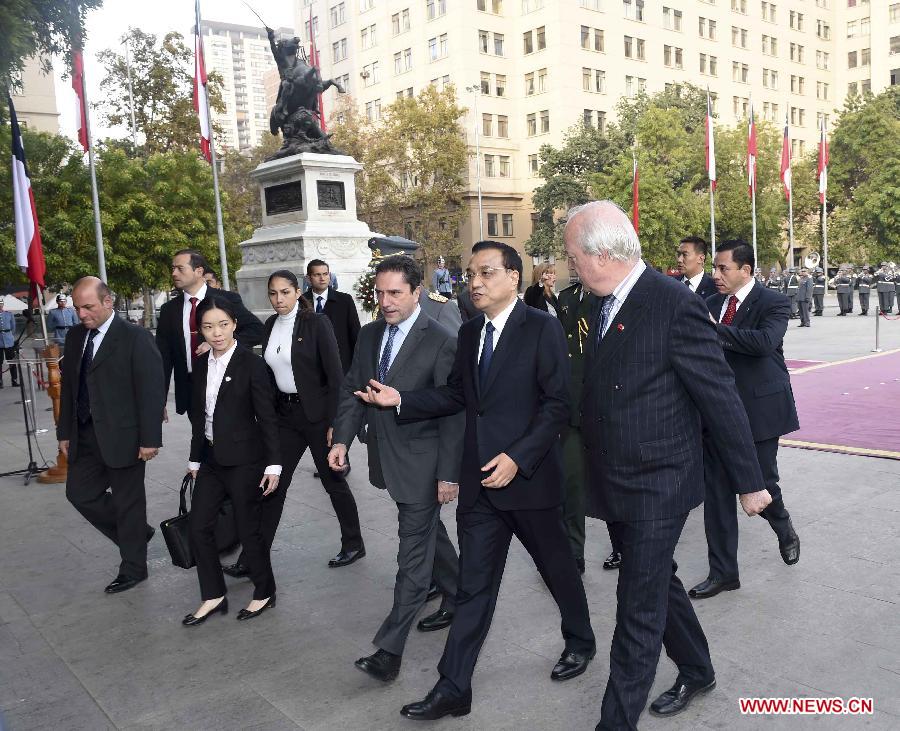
[{"xmin": 582, "ymin": 266, "xmax": 765, "ymax": 730}]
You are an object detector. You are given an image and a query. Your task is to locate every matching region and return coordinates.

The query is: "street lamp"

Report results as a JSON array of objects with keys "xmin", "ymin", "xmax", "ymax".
[{"xmin": 465, "ymin": 84, "xmax": 484, "ymax": 240}]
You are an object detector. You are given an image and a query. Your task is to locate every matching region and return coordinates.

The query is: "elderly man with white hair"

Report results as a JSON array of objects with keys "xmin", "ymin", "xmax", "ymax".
[{"xmin": 564, "ymin": 201, "xmax": 772, "ymax": 730}]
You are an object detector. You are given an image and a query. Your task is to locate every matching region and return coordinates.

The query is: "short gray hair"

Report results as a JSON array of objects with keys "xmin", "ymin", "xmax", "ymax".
[{"xmin": 565, "ymin": 200, "xmax": 641, "ymax": 263}]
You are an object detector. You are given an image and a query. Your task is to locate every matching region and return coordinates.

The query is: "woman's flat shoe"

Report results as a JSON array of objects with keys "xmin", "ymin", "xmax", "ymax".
[
  {"xmin": 236, "ymin": 595, "xmax": 276, "ymax": 621},
  {"xmin": 182, "ymin": 597, "xmax": 228, "ymax": 626}
]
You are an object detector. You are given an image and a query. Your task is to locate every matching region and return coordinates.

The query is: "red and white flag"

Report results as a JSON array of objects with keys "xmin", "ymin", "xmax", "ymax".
[
  {"xmin": 193, "ymin": 0, "xmax": 211, "ymax": 162},
  {"xmin": 780, "ymin": 115, "xmax": 792, "ymax": 201},
  {"xmin": 631, "ymin": 151, "xmax": 639, "ymax": 234},
  {"xmin": 705, "ymin": 90, "xmax": 716, "ymax": 191},
  {"xmin": 747, "ymin": 99, "xmax": 757, "ymax": 196},
  {"xmin": 308, "ymin": 7, "xmax": 326, "ymax": 132},
  {"xmin": 72, "ymin": 49, "xmax": 89, "ymax": 153},
  {"xmin": 8, "ymin": 94, "xmax": 46, "ymax": 288},
  {"xmin": 817, "ymin": 118, "xmax": 829, "ymax": 205}
]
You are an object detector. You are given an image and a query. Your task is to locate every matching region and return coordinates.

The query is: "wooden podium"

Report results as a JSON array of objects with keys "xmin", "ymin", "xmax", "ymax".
[{"xmin": 37, "ymin": 343, "xmax": 67, "ymax": 484}]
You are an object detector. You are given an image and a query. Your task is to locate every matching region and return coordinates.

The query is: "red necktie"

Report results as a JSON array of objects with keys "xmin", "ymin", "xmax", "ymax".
[
  {"xmin": 189, "ymin": 296, "xmax": 200, "ymax": 360},
  {"xmin": 721, "ymin": 295, "xmax": 739, "ymax": 325}
]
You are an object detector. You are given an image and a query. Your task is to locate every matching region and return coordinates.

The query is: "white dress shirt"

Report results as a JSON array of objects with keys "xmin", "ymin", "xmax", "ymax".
[
  {"xmin": 683, "ymin": 271, "xmax": 704, "ymax": 292},
  {"xmin": 311, "ymin": 287, "xmax": 329, "ymax": 312},
  {"xmin": 83, "ymin": 311, "xmax": 116, "ymax": 355},
  {"xmin": 188, "ymin": 340, "xmax": 281, "ymax": 475},
  {"xmin": 379, "ymin": 305, "xmax": 421, "ymax": 374},
  {"xmin": 601, "ymin": 259, "xmax": 647, "ymax": 338},
  {"xmin": 264, "ymin": 302, "xmax": 299, "ymax": 393},
  {"xmin": 477, "ymin": 296, "xmax": 518, "ymax": 362},
  {"xmin": 718, "ymin": 278, "xmax": 756, "ymax": 322},
  {"xmin": 182, "ymin": 283, "xmax": 208, "ymax": 373}
]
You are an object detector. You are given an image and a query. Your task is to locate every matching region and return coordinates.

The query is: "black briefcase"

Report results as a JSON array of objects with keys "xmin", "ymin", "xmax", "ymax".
[{"xmin": 160, "ymin": 475, "xmax": 196, "ymax": 569}]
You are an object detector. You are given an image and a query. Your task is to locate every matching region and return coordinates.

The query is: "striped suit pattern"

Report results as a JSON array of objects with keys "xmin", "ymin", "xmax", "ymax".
[{"xmin": 581, "ymin": 266, "xmax": 765, "ymax": 730}]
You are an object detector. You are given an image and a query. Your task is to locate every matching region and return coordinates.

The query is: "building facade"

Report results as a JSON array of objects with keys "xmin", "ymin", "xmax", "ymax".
[
  {"xmin": 199, "ymin": 20, "xmax": 295, "ymax": 151},
  {"xmin": 11, "ymin": 56, "xmax": 60, "ymax": 134},
  {"xmin": 295, "ymin": 0, "xmax": 900, "ymax": 260}
]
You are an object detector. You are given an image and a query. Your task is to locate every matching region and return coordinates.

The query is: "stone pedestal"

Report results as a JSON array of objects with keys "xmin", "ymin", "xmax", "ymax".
[{"xmin": 236, "ymin": 153, "xmax": 372, "ymax": 317}]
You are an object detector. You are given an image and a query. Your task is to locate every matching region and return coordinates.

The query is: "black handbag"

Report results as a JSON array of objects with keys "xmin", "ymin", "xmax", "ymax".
[{"xmin": 160, "ymin": 475, "xmax": 196, "ymax": 569}]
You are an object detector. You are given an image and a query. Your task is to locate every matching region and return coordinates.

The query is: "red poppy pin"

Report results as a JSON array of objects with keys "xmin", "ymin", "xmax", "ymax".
[{"xmin": 617, "ymin": 323, "xmax": 625, "ymax": 332}]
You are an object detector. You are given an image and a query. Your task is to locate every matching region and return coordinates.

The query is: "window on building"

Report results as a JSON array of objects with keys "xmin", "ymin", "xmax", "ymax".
[
  {"xmin": 579, "ymin": 0, "xmax": 601, "ymax": 9},
  {"xmin": 861, "ymin": 48, "xmax": 871, "ymax": 66},
  {"xmin": 890, "ymin": 4, "xmax": 900, "ymax": 23},
  {"xmin": 582, "ymin": 67, "xmax": 592, "ymax": 90},
  {"xmin": 731, "ymin": 0, "xmax": 747, "ymax": 13},
  {"xmin": 362, "ymin": 60, "xmax": 380, "ymax": 85},
  {"xmin": 332, "ymin": 38, "xmax": 348, "ymax": 62},
  {"xmin": 426, "ymin": 0, "xmax": 447, "ymax": 20},
  {"xmin": 663, "ymin": 7, "xmax": 683, "ymax": 31},
  {"xmin": 481, "ymin": 71, "xmax": 491, "ymax": 94},
  {"xmin": 817, "ymin": 20, "xmax": 831, "ymax": 40},
  {"xmin": 847, "ymin": 20, "xmax": 858, "ymax": 38},
  {"xmin": 502, "ymin": 213, "xmax": 514, "ymax": 236},
  {"xmin": 584, "ymin": 108, "xmax": 594, "ymax": 126},
  {"xmin": 499, "ymin": 156, "xmax": 510, "ymax": 177},
  {"xmin": 497, "ymin": 115, "xmax": 508, "ymax": 136},
  {"xmin": 791, "ymin": 75, "xmax": 805, "ymax": 94},
  {"xmin": 623, "ymin": 0, "xmax": 645, "ymax": 21},
  {"xmin": 392, "ymin": 12, "xmax": 400, "ymax": 35},
  {"xmin": 524, "ymin": 30, "xmax": 534, "ymax": 54},
  {"xmin": 537, "ymin": 67, "xmax": 547, "ymax": 91},
  {"xmin": 494, "ymin": 32, "xmax": 504, "ymax": 55},
  {"xmin": 483, "ymin": 113, "xmax": 492, "ymax": 136},
  {"xmin": 595, "ymin": 69, "xmax": 606, "ymax": 92},
  {"xmin": 540, "ymin": 109, "xmax": 550, "ymax": 133},
  {"xmin": 791, "ymin": 43, "xmax": 804, "ymax": 63},
  {"xmin": 537, "ymin": 26, "xmax": 546, "ymax": 50},
  {"xmin": 394, "ymin": 51, "xmax": 402, "ymax": 74},
  {"xmin": 528, "ymin": 154, "xmax": 539, "ymax": 174},
  {"xmin": 487, "ymin": 213, "xmax": 499, "ymax": 237},
  {"xmin": 526, "ymin": 112, "xmax": 537, "ymax": 136},
  {"xmin": 817, "ymin": 50, "xmax": 830, "ymax": 69},
  {"xmin": 581, "ymin": 25, "xmax": 590, "ymax": 48},
  {"xmin": 496, "ymin": 73, "xmax": 506, "ymax": 96},
  {"xmin": 625, "ymin": 75, "xmax": 634, "ymax": 97},
  {"xmin": 817, "ymin": 81, "xmax": 829, "ymax": 100},
  {"xmin": 892, "ymin": 35, "xmax": 900, "ymax": 54},
  {"xmin": 484, "ymin": 154, "xmax": 495, "ymax": 177},
  {"xmin": 330, "ymin": 2, "xmax": 346, "ymax": 27},
  {"xmin": 848, "ymin": 50, "xmax": 858, "ymax": 68},
  {"xmin": 525, "ymin": 71, "xmax": 535, "ymax": 95},
  {"xmin": 479, "ymin": 29, "xmax": 489, "ymax": 53}
]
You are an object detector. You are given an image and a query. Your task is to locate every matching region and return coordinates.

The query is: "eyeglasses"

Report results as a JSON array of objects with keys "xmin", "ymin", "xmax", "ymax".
[{"xmin": 465, "ymin": 266, "xmax": 509, "ymax": 281}]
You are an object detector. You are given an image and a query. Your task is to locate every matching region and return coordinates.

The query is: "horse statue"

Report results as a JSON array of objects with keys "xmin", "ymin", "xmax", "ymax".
[{"xmin": 266, "ymin": 28, "xmax": 346, "ymax": 159}]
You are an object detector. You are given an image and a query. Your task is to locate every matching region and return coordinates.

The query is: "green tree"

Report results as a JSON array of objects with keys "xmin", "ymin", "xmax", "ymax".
[
  {"xmin": 218, "ymin": 133, "xmax": 282, "ymax": 244},
  {"xmin": 0, "ymin": 0, "xmax": 101, "ymax": 91},
  {"xmin": 96, "ymin": 28, "xmax": 226, "ymax": 156}
]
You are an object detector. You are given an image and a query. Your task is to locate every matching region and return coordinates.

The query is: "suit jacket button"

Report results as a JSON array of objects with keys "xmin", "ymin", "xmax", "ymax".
[
  {"xmin": 477, "ymin": 410, "xmax": 484, "ymax": 417},
  {"xmin": 613, "ymin": 384, "xmax": 621, "ymax": 390},
  {"xmin": 597, "ymin": 416, "xmax": 604, "ymax": 422}
]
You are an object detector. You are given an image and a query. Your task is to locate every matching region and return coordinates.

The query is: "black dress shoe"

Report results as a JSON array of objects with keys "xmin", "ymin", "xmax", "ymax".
[
  {"xmin": 776, "ymin": 523, "xmax": 800, "ymax": 565},
  {"xmin": 602, "ymin": 551, "xmax": 621, "ymax": 570},
  {"xmin": 104, "ymin": 574, "xmax": 146, "ymax": 594},
  {"xmin": 182, "ymin": 597, "xmax": 228, "ymax": 626},
  {"xmin": 222, "ymin": 562, "xmax": 250, "ymax": 578},
  {"xmin": 146, "ymin": 526, "xmax": 155, "ymax": 543},
  {"xmin": 551, "ymin": 648, "xmax": 595, "ymax": 681},
  {"xmin": 417, "ymin": 608, "xmax": 453, "ymax": 632},
  {"xmin": 575, "ymin": 557, "xmax": 586, "ymax": 574},
  {"xmin": 425, "ymin": 582, "xmax": 441, "ymax": 602},
  {"xmin": 236, "ymin": 595, "xmax": 276, "ymax": 621},
  {"xmin": 354, "ymin": 648, "xmax": 401, "ymax": 682},
  {"xmin": 328, "ymin": 547, "xmax": 366, "ymax": 568},
  {"xmin": 400, "ymin": 688, "xmax": 472, "ymax": 720},
  {"xmin": 649, "ymin": 677, "xmax": 716, "ymax": 717},
  {"xmin": 688, "ymin": 577, "xmax": 740, "ymax": 599}
]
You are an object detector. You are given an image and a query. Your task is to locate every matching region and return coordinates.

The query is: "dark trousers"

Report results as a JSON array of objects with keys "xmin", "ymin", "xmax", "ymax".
[
  {"xmin": 65, "ymin": 422, "xmax": 149, "ymax": 579},
  {"xmin": 703, "ymin": 436, "xmax": 787, "ymax": 580},
  {"xmin": 878, "ymin": 291, "xmax": 894, "ymax": 314},
  {"xmin": 788, "ymin": 295, "xmax": 798, "ymax": 317},
  {"xmin": 0, "ymin": 346, "xmax": 17, "ymax": 385},
  {"xmin": 436, "ymin": 490, "xmax": 595, "ymax": 697},
  {"xmin": 598, "ymin": 515, "xmax": 713, "ymax": 731},
  {"xmin": 813, "ymin": 292, "xmax": 824, "ymax": 314},
  {"xmin": 859, "ymin": 292, "xmax": 870, "ymax": 314},
  {"xmin": 798, "ymin": 300, "xmax": 810, "ymax": 326},
  {"xmin": 374, "ymin": 501, "xmax": 459, "ymax": 656},
  {"xmin": 237, "ymin": 400, "xmax": 363, "ymax": 565},
  {"xmin": 190, "ymin": 452, "xmax": 275, "ymax": 601},
  {"xmin": 837, "ymin": 292, "xmax": 851, "ymax": 314},
  {"xmin": 561, "ymin": 426, "xmax": 587, "ymax": 562}
]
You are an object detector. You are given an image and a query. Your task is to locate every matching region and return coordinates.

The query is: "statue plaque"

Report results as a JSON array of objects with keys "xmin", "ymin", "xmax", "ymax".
[
  {"xmin": 264, "ymin": 180, "xmax": 304, "ymax": 215},
  {"xmin": 317, "ymin": 180, "xmax": 346, "ymax": 210}
]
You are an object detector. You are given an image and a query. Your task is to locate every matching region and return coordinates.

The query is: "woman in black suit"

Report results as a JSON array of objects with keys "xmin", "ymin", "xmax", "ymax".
[
  {"xmin": 524, "ymin": 262, "xmax": 560, "ymax": 317},
  {"xmin": 183, "ymin": 296, "xmax": 281, "ymax": 626},
  {"xmin": 221, "ymin": 269, "xmax": 364, "ymax": 576}
]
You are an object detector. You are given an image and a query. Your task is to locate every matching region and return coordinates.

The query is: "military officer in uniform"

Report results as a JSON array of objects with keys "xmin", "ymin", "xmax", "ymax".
[
  {"xmin": 766, "ymin": 268, "xmax": 784, "ymax": 291},
  {"xmin": 783, "ymin": 267, "xmax": 800, "ymax": 319},
  {"xmin": 874, "ymin": 264, "xmax": 895, "ymax": 314},
  {"xmin": 857, "ymin": 267, "xmax": 873, "ymax": 315},
  {"xmin": 0, "ymin": 298, "xmax": 18, "ymax": 389},
  {"xmin": 834, "ymin": 269, "xmax": 853, "ymax": 315},
  {"xmin": 812, "ymin": 267, "xmax": 826, "ymax": 315},
  {"xmin": 797, "ymin": 269, "xmax": 813, "ymax": 327},
  {"xmin": 48, "ymin": 294, "xmax": 78, "ymax": 345},
  {"xmin": 847, "ymin": 268, "xmax": 856, "ymax": 313}
]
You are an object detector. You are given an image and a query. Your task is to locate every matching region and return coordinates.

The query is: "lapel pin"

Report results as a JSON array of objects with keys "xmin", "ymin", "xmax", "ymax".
[
  {"xmin": 225, "ymin": 376, "xmax": 232, "ymax": 382},
  {"xmin": 297, "ymin": 337, "xmax": 303, "ymax": 342},
  {"xmin": 617, "ymin": 323, "xmax": 625, "ymax": 332}
]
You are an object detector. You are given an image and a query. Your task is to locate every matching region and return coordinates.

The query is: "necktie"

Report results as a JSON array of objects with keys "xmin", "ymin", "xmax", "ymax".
[
  {"xmin": 594, "ymin": 295, "xmax": 616, "ymax": 350},
  {"xmin": 721, "ymin": 295, "xmax": 739, "ymax": 325},
  {"xmin": 188, "ymin": 296, "xmax": 199, "ymax": 361},
  {"xmin": 378, "ymin": 324, "xmax": 399, "ymax": 382},
  {"xmin": 77, "ymin": 329, "xmax": 98, "ymax": 423},
  {"xmin": 479, "ymin": 321, "xmax": 495, "ymax": 388},
  {"xmin": 685, "ymin": 278, "xmax": 693, "ymax": 290},
  {"xmin": 316, "ymin": 296, "xmax": 324, "ymax": 313}
]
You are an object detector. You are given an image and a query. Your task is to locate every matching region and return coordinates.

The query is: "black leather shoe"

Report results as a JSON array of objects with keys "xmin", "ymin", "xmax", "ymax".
[
  {"xmin": 688, "ymin": 577, "xmax": 740, "ymax": 599},
  {"xmin": 222, "ymin": 562, "xmax": 250, "ymax": 578},
  {"xmin": 182, "ymin": 597, "xmax": 228, "ymax": 626},
  {"xmin": 649, "ymin": 677, "xmax": 716, "ymax": 717},
  {"xmin": 602, "ymin": 551, "xmax": 621, "ymax": 570},
  {"xmin": 355, "ymin": 648, "xmax": 401, "ymax": 682},
  {"xmin": 104, "ymin": 574, "xmax": 146, "ymax": 594},
  {"xmin": 146, "ymin": 526, "xmax": 155, "ymax": 543},
  {"xmin": 425, "ymin": 582, "xmax": 441, "ymax": 602},
  {"xmin": 328, "ymin": 547, "xmax": 366, "ymax": 568},
  {"xmin": 575, "ymin": 557, "xmax": 585, "ymax": 574},
  {"xmin": 417, "ymin": 608, "xmax": 453, "ymax": 632},
  {"xmin": 236, "ymin": 595, "xmax": 276, "ymax": 621},
  {"xmin": 551, "ymin": 648, "xmax": 595, "ymax": 681},
  {"xmin": 400, "ymin": 688, "xmax": 472, "ymax": 720},
  {"xmin": 776, "ymin": 522, "xmax": 800, "ymax": 565}
]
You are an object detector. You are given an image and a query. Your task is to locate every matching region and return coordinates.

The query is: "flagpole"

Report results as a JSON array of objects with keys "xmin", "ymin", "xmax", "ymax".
[
  {"xmin": 787, "ymin": 189, "xmax": 794, "ymax": 269},
  {"xmin": 822, "ymin": 192, "xmax": 829, "ymax": 285},
  {"xmin": 79, "ymin": 65, "xmax": 107, "ymax": 283},
  {"xmin": 709, "ymin": 183, "xmax": 716, "ymax": 259},
  {"xmin": 751, "ymin": 186, "xmax": 758, "ymax": 269},
  {"xmin": 36, "ymin": 286, "xmax": 49, "ymax": 345}
]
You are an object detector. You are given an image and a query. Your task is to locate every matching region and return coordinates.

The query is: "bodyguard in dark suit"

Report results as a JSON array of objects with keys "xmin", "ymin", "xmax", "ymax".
[
  {"xmin": 359, "ymin": 241, "xmax": 595, "ymax": 721},
  {"xmin": 156, "ymin": 249, "xmax": 263, "ymax": 418},
  {"xmin": 58, "ymin": 277, "xmax": 165, "ymax": 594},
  {"xmin": 303, "ymin": 259, "xmax": 361, "ymax": 373},
  {"xmin": 676, "ymin": 236, "xmax": 717, "ymax": 299},
  {"xmin": 690, "ymin": 240, "xmax": 801, "ymax": 601},
  {"xmin": 564, "ymin": 203, "xmax": 771, "ymax": 729},
  {"xmin": 329, "ymin": 256, "xmax": 463, "ymax": 683}
]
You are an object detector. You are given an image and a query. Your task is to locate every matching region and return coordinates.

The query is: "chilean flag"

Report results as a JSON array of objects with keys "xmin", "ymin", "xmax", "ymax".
[
  {"xmin": 308, "ymin": 6, "xmax": 326, "ymax": 132},
  {"xmin": 705, "ymin": 90, "xmax": 716, "ymax": 191},
  {"xmin": 193, "ymin": 0, "xmax": 211, "ymax": 162},
  {"xmin": 780, "ymin": 115, "xmax": 792, "ymax": 201},
  {"xmin": 631, "ymin": 151, "xmax": 639, "ymax": 234},
  {"xmin": 72, "ymin": 49, "xmax": 89, "ymax": 153},
  {"xmin": 747, "ymin": 99, "xmax": 757, "ymax": 196},
  {"xmin": 817, "ymin": 118, "xmax": 829, "ymax": 205},
  {"xmin": 8, "ymin": 95, "xmax": 46, "ymax": 287}
]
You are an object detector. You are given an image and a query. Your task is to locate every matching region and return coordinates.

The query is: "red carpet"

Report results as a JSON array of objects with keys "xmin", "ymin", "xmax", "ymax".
[{"xmin": 782, "ymin": 349, "xmax": 900, "ymax": 460}]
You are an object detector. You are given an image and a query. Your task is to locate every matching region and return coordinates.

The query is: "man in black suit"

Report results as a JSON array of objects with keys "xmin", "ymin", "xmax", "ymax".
[
  {"xmin": 358, "ymin": 241, "xmax": 595, "ymax": 721},
  {"xmin": 564, "ymin": 202, "xmax": 772, "ymax": 729},
  {"xmin": 676, "ymin": 236, "xmax": 717, "ymax": 299},
  {"xmin": 303, "ymin": 259, "xmax": 361, "ymax": 373},
  {"xmin": 690, "ymin": 240, "xmax": 801, "ymax": 601},
  {"xmin": 156, "ymin": 249, "xmax": 263, "ymax": 420},
  {"xmin": 58, "ymin": 277, "xmax": 165, "ymax": 594}
]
